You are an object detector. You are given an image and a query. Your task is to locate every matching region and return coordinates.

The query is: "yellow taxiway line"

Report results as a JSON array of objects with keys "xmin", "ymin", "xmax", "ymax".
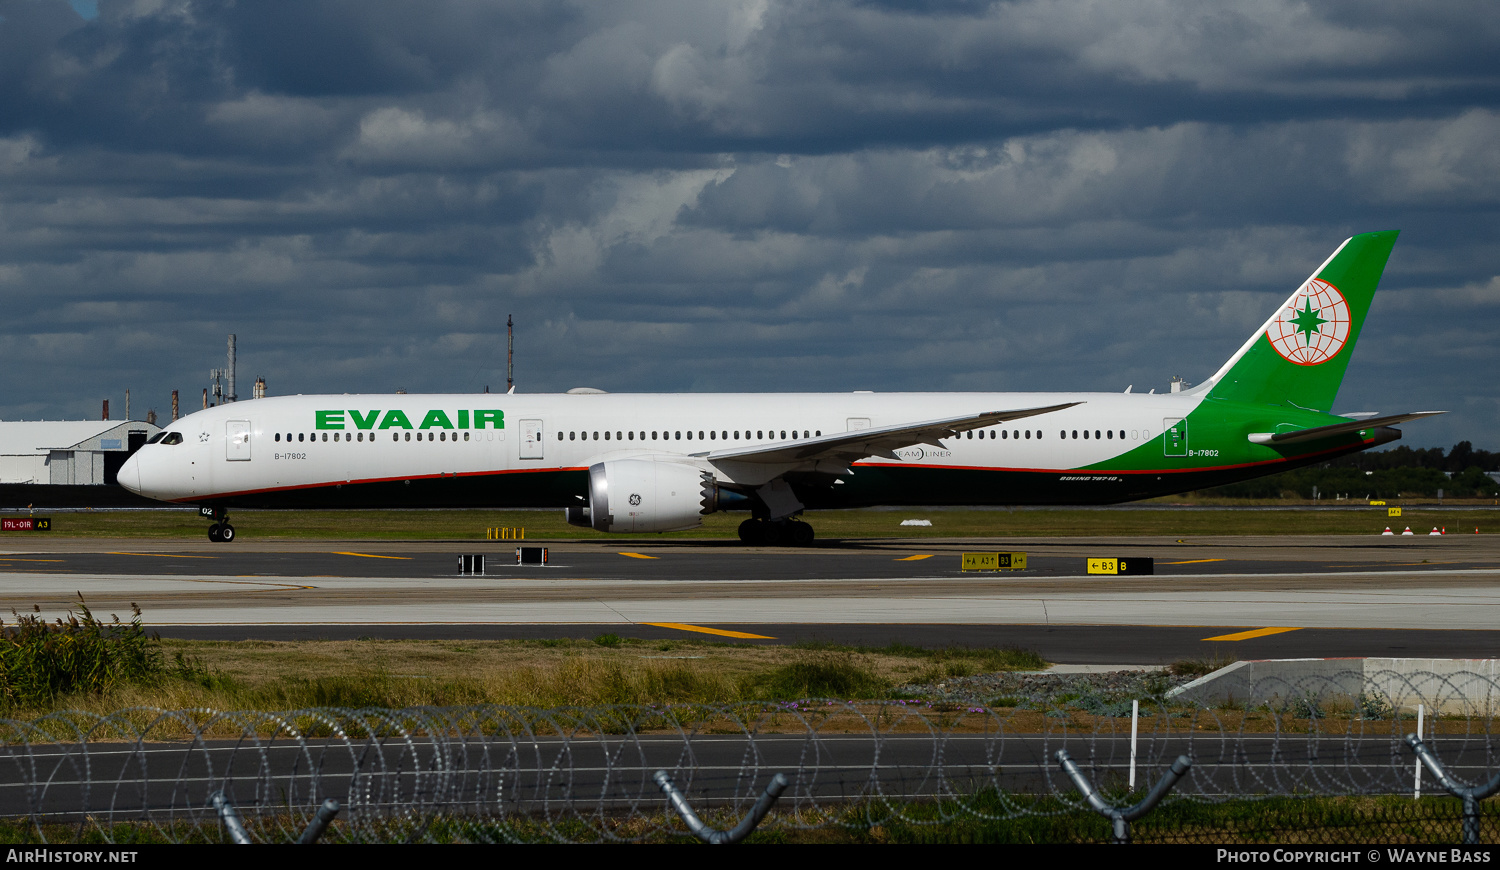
[
  {"xmin": 1202, "ymin": 627, "xmax": 1303, "ymax": 641},
  {"xmin": 619, "ymin": 552, "xmax": 658, "ymax": 559},
  {"xmin": 332, "ymin": 552, "xmax": 412, "ymax": 560},
  {"xmin": 1162, "ymin": 558, "xmax": 1228, "ymax": 565},
  {"xmin": 642, "ymin": 622, "xmax": 774, "ymax": 639},
  {"xmin": 895, "ymin": 554, "xmax": 934, "ymax": 561}
]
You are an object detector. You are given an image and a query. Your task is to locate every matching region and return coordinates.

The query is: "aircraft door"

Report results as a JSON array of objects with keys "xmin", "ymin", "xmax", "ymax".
[
  {"xmin": 226, "ymin": 420, "xmax": 252, "ymax": 461},
  {"xmin": 520, "ymin": 419, "xmax": 544, "ymax": 460},
  {"xmin": 1163, "ymin": 418, "xmax": 1187, "ymax": 457}
]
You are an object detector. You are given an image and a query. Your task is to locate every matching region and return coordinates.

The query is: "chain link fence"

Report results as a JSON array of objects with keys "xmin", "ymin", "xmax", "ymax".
[{"xmin": 0, "ymin": 668, "xmax": 1496, "ymax": 843}]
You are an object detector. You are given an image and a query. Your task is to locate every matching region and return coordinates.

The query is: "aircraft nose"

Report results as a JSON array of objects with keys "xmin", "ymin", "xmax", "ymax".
[{"xmin": 118, "ymin": 452, "xmax": 143, "ymax": 495}]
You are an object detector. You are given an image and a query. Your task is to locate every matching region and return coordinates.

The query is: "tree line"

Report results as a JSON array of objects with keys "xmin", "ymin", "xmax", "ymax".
[{"xmin": 1198, "ymin": 441, "xmax": 1500, "ymax": 499}]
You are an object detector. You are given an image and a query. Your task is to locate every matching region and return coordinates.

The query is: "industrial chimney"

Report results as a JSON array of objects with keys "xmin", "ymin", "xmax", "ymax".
[{"xmin": 227, "ymin": 334, "xmax": 237, "ymax": 403}]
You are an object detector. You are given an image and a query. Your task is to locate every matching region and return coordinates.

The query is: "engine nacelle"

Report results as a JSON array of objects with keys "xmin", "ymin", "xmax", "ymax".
[{"xmin": 580, "ymin": 459, "xmax": 718, "ymax": 533}]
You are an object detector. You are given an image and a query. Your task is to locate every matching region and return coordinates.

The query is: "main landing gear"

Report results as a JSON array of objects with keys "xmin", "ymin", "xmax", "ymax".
[
  {"xmin": 738, "ymin": 517, "xmax": 815, "ymax": 547},
  {"xmin": 201, "ymin": 506, "xmax": 236, "ymax": 543}
]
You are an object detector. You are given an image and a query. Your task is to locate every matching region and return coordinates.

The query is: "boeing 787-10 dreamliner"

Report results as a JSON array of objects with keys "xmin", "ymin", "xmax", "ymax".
[{"xmin": 120, "ymin": 231, "xmax": 1439, "ymax": 545}]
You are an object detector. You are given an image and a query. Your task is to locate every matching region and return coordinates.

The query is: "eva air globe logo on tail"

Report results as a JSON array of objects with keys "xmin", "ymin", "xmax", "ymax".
[{"xmin": 1266, "ymin": 278, "xmax": 1351, "ymax": 366}]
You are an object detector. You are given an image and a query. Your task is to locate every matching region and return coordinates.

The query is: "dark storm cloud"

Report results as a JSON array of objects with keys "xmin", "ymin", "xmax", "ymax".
[{"xmin": 0, "ymin": 0, "xmax": 1496, "ymax": 448}]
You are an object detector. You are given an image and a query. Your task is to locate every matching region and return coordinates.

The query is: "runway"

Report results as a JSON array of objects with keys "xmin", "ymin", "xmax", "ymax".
[{"xmin": 2, "ymin": 534, "xmax": 1498, "ymax": 664}]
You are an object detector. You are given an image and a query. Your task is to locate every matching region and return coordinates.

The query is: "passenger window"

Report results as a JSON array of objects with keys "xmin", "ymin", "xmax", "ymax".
[
  {"xmin": 592, "ymin": 431, "xmax": 598, "ymax": 440},
  {"xmin": 275, "ymin": 433, "xmax": 281, "ymax": 442},
  {"xmin": 569, "ymin": 432, "xmax": 575, "ymax": 441},
  {"xmin": 405, "ymin": 432, "xmax": 411, "ymax": 441},
  {"xmin": 298, "ymin": 433, "xmax": 304, "ymax": 442},
  {"xmin": 628, "ymin": 431, "xmax": 634, "ymax": 440},
  {"xmin": 464, "ymin": 432, "xmax": 470, "ymax": 441},
  {"xmin": 675, "ymin": 431, "xmax": 681, "ymax": 440},
  {"xmin": 709, "ymin": 431, "xmax": 716, "ymax": 440},
  {"xmin": 1024, "ymin": 430, "xmax": 1031, "ymax": 439},
  {"xmin": 780, "ymin": 430, "xmax": 786, "ymax": 439},
  {"xmin": 1095, "ymin": 430, "xmax": 1101, "ymax": 440},
  {"xmin": 686, "ymin": 431, "xmax": 693, "ymax": 440},
  {"xmin": 1107, "ymin": 430, "xmax": 1113, "ymax": 439}
]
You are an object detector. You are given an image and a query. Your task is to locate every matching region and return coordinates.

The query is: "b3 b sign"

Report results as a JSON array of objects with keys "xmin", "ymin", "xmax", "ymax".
[
  {"xmin": 961, "ymin": 552, "xmax": 1027, "ymax": 572},
  {"xmin": 1, "ymin": 517, "xmax": 51, "ymax": 531},
  {"xmin": 1087, "ymin": 557, "xmax": 1153, "ymax": 576}
]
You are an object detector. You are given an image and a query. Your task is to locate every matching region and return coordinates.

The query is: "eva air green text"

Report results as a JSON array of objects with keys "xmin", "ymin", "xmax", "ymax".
[{"xmin": 315, "ymin": 410, "xmax": 505, "ymax": 430}]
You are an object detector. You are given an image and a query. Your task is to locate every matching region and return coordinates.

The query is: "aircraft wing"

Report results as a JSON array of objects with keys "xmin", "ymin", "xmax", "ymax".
[
  {"xmin": 1247, "ymin": 411, "xmax": 1446, "ymax": 445},
  {"xmin": 694, "ymin": 402, "xmax": 1081, "ymax": 465}
]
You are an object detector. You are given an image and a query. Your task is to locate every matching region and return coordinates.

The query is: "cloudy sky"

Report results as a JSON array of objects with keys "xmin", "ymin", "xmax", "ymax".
[{"xmin": 1, "ymin": 0, "xmax": 1496, "ymax": 447}]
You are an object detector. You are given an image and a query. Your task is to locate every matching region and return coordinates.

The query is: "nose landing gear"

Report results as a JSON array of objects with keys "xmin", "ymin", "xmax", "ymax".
[{"xmin": 200, "ymin": 506, "xmax": 236, "ymax": 543}]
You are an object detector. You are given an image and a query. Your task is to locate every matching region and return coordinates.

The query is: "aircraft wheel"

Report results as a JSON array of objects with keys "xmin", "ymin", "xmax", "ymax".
[
  {"xmin": 789, "ymin": 521, "xmax": 814, "ymax": 547},
  {"xmin": 219, "ymin": 524, "xmax": 236, "ymax": 543},
  {"xmin": 737, "ymin": 519, "xmax": 762, "ymax": 545},
  {"xmin": 207, "ymin": 524, "xmax": 223, "ymax": 542},
  {"xmin": 759, "ymin": 522, "xmax": 784, "ymax": 546}
]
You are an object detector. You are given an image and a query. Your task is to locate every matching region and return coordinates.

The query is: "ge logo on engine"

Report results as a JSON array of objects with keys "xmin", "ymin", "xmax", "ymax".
[{"xmin": 629, "ymin": 494, "xmax": 642, "ymax": 506}]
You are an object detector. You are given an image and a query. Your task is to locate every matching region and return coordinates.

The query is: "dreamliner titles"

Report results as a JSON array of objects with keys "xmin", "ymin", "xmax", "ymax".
[{"xmin": 314, "ymin": 409, "xmax": 506, "ymax": 430}]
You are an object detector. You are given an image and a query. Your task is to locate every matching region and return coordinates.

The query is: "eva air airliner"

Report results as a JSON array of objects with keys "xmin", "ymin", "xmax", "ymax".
[{"xmin": 120, "ymin": 231, "xmax": 1439, "ymax": 544}]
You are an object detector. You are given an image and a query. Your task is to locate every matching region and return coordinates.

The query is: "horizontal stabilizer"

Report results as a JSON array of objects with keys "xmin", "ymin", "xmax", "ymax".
[
  {"xmin": 699, "ymin": 402, "xmax": 1081, "ymax": 465},
  {"xmin": 1247, "ymin": 411, "xmax": 1445, "ymax": 445}
]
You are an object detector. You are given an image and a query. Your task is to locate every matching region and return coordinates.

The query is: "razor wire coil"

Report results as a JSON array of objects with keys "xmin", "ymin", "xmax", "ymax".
[{"xmin": 0, "ymin": 669, "xmax": 1494, "ymax": 843}]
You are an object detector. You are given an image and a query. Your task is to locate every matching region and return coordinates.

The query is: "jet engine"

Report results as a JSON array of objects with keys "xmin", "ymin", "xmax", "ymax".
[{"xmin": 563, "ymin": 459, "xmax": 744, "ymax": 533}]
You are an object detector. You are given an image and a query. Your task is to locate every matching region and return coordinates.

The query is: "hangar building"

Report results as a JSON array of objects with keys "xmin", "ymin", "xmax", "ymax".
[{"xmin": 0, "ymin": 420, "xmax": 161, "ymax": 487}]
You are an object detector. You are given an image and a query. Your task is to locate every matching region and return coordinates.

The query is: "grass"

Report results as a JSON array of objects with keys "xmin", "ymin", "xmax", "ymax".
[
  {"xmin": 0, "ymin": 634, "xmax": 1051, "ymax": 721},
  {"xmin": 6, "ymin": 505, "xmax": 1497, "ymax": 539},
  {"xmin": 1, "ymin": 793, "xmax": 1491, "ymax": 844},
  {"xmin": 1169, "ymin": 652, "xmax": 1239, "ymax": 677}
]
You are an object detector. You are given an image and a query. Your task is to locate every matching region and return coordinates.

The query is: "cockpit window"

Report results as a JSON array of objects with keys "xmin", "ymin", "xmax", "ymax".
[
  {"xmin": 145, "ymin": 432, "xmax": 165, "ymax": 445},
  {"xmin": 159, "ymin": 432, "xmax": 184, "ymax": 445}
]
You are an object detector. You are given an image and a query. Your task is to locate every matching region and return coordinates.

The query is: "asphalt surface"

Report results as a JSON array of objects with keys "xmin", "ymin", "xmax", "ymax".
[{"xmin": 1, "ymin": 534, "xmax": 1498, "ymax": 663}]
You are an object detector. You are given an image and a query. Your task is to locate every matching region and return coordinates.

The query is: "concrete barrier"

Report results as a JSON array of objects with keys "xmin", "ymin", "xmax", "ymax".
[{"xmin": 1166, "ymin": 658, "xmax": 1500, "ymax": 714}]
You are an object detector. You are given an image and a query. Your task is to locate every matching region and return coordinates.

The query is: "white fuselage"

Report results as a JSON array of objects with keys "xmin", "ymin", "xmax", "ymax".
[{"xmin": 120, "ymin": 390, "xmax": 1204, "ymax": 506}]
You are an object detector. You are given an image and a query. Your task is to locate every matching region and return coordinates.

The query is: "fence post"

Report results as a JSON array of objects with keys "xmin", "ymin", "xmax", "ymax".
[
  {"xmin": 1055, "ymin": 749, "xmax": 1191, "ymax": 844},
  {"xmin": 1404, "ymin": 734, "xmax": 1500, "ymax": 845},
  {"xmin": 297, "ymin": 799, "xmax": 342, "ymax": 844},
  {"xmin": 1129, "ymin": 700, "xmax": 1140, "ymax": 790},
  {"xmin": 1414, "ymin": 704, "xmax": 1425, "ymax": 799},
  {"xmin": 209, "ymin": 790, "xmax": 252, "ymax": 845},
  {"xmin": 654, "ymin": 770, "xmax": 789, "ymax": 844}
]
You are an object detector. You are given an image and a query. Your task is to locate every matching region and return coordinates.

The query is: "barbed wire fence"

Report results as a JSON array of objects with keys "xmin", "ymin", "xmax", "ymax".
[{"xmin": 0, "ymin": 668, "xmax": 1496, "ymax": 844}]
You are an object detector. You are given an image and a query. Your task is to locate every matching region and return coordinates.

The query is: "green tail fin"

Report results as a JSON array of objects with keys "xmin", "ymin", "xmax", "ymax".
[{"xmin": 1202, "ymin": 231, "xmax": 1398, "ymax": 412}]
